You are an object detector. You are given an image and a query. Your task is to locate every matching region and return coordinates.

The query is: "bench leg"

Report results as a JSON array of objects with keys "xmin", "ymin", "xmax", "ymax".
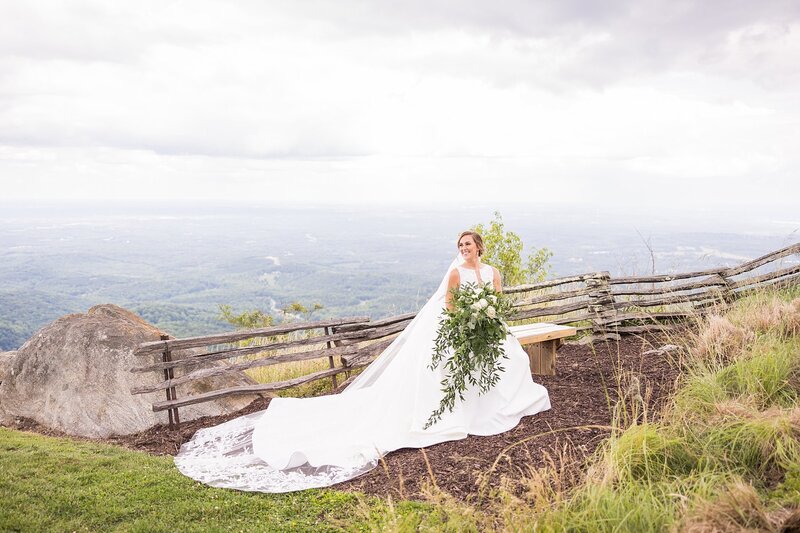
[{"xmin": 522, "ymin": 339, "xmax": 559, "ymax": 375}]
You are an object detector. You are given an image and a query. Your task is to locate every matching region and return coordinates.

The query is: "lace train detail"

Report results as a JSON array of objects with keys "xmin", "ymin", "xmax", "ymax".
[{"xmin": 174, "ymin": 411, "xmax": 379, "ymax": 493}]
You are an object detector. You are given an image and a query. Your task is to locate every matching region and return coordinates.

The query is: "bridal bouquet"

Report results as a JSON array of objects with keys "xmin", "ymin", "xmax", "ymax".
[{"xmin": 424, "ymin": 282, "xmax": 513, "ymax": 429}]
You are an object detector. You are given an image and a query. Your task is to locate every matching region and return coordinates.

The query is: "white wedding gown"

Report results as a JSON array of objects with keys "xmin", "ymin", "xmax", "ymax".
[{"xmin": 175, "ymin": 261, "xmax": 551, "ymax": 492}]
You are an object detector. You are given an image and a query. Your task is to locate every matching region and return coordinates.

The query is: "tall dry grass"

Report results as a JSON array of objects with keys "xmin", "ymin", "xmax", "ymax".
[
  {"xmin": 246, "ymin": 357, "xmax": 335, "ymax": 397},
  {"xmin": 221, "ymin": 330, "xmax": 341, "ymax": 397}
]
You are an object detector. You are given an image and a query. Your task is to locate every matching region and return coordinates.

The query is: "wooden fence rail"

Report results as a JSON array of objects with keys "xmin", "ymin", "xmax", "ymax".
[{"xmin": 131, "ymin": 242, "xmax": 800, "ymax": 427}]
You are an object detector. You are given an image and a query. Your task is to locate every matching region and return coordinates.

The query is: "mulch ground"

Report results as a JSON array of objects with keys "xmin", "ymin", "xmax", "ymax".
[{"xmin": 3, "ymin": 333, "xmax": 682, "ymax": 502}]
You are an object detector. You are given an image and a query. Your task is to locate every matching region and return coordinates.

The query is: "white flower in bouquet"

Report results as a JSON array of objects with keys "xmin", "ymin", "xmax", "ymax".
[
  {"xmin": 486, "ymin": 306, "xmax": 496, "ymax": 319},
  {"xmin": 478, "ymin": 298, "xmax": 488, "ymax": 309}
]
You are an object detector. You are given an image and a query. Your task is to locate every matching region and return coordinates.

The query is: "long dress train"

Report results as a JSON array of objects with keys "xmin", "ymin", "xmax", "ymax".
[{"xmin": 174, "ymin": 261, "xmax": 551, "ymax": 492}]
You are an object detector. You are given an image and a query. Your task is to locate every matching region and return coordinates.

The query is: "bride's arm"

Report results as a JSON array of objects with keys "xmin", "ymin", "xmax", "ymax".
[
  {"xmin": 445, "ymin": 269, "xmax": 460, "ymax": 311},
  {"xmin": 492, "ymin": 266, "xmax": 502, "ymax": 292}
]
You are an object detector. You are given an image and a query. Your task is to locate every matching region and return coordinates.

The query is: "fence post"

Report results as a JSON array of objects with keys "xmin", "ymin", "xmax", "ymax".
[
  {"xmin": 160, "ymin": 334, "xmax": 180, "ymax": 429},
  {"xmin": 717, "ymin": 272, "xmax": 737, "ymax": 306},
  {"xmin": 324, "ymin": 326, "xmax": 338, "ymax": 390},
  {"xmin": 586, "ymin": 271, "xmax": 617, "ymax": 340}
]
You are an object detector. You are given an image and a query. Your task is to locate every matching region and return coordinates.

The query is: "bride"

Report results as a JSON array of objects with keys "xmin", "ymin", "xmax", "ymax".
[{"xmin": 175, "ymin": 230, "xmax": 551, "ymax": 492}]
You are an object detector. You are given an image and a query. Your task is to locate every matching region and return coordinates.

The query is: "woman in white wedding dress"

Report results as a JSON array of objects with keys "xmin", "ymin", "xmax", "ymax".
[{"xmin": 175, "ymin": 231, "xmax": 551, "ymax": 492}]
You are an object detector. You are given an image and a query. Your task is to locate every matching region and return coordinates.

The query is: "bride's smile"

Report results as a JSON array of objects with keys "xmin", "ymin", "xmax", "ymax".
[{"xmin": 458, "ymin": 235, "xmax": 479, "ymax": 263}]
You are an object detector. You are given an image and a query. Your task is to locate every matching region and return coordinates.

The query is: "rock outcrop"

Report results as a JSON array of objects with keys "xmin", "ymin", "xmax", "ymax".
[
  {"xmin": 0, "ymin": 351, "xmax": 16, "ymax": 385},
  {"xmin": 0, "ymin": 305, "xmax": 257, "ymax": 438}
]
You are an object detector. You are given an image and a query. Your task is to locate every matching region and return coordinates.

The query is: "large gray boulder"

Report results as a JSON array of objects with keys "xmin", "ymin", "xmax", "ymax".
[
  {"xmin": 0, "ymin": 304, "xmax": 257, "ymax": 438},
  {"xmin": 0, "ymin": 351, "xmax": 16, "ymax": 385}
]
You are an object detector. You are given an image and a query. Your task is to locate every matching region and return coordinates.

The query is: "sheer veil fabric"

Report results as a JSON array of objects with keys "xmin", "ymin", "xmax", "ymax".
[{"xmin": 174, "ymin": 255, "xmax": 551, "ymax": 493}]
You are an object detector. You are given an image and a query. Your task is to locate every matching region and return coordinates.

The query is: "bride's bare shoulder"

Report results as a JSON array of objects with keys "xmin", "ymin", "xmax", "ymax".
[
  {"xmin": 448, "ymin": 268, "xmax": 460, "ymax": 284},
  {"xmin": 488, "ymin": 265, "xmax": 502, "ymax": 285}
]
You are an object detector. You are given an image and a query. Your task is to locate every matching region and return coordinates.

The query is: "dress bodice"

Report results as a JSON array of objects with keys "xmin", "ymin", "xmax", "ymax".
[{"xmin": 456, "ymin": 263, "xmax": 494, "ymax": 287}]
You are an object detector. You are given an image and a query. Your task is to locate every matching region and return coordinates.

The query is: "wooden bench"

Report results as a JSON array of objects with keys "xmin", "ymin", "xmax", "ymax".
[{"xmin": 510, "ymin": 323, "xmax": 577, "ymax": 375}]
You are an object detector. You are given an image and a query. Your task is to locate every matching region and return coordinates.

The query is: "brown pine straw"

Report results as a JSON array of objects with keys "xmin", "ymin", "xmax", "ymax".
[
  {"xmin": 478, "ymin": 424, "xmax": 615, "ymax": 500},
  {"xmin": 420, "ymin": 447, "xmax": 439, "ymax": 492}
]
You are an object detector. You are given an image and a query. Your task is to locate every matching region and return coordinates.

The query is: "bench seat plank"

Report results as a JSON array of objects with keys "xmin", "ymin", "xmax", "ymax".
[{"xmin": 510, "ymin": 323, "xmax": 577, "ymax": 344}]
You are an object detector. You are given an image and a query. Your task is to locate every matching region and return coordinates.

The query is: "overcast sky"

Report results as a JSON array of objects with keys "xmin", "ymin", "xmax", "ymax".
[{"xmin": 1, "ymin": 1, "xmax": 799, "ymax": 207}]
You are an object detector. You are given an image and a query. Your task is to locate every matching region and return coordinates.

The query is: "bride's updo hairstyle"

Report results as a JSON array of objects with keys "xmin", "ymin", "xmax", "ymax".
[{"xmin": 457, "ymin": 230, "xmax": 485, "ymax": 257}]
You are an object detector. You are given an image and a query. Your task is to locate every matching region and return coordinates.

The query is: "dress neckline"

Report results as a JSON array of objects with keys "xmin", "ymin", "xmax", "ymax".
[
  {"xmin": 458, "ymin": 263, "xmax": 491, "ymax": 284},
  {"xmin": 458, "ymin": 263, "xmax": 489, "ymax": 272}
]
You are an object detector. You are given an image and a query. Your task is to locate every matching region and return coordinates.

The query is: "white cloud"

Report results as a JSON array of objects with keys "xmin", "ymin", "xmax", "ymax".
[{"xmin": 0, "ymin": 1, "xmax": 798, "ymax": 207}]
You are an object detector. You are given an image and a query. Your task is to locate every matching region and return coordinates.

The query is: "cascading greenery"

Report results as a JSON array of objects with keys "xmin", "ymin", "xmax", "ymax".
[{"xmin": 424, "ymin": 282, "xmax": 514, "ymax": 429}]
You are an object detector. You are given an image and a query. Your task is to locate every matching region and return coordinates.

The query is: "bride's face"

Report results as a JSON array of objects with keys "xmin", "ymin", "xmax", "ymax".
[{"xmin": 458, "ymin": 235, "xmax": 478, "ymax": 261}]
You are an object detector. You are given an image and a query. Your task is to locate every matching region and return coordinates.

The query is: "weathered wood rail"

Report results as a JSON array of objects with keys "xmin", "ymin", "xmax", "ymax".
[
  {"xmin": 505, "ymin": 241, "xmax": 800, "ymax": 338},
  {"xmin": 131, "ymin": 242, "xmax": 800, "ymax": 427}
]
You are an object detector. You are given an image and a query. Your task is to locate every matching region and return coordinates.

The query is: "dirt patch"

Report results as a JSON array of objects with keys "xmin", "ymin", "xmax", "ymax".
[
  {"xmin": 338, "ymin": 333, "xmax": 681, "ymax": 500},
  {"xmin": 2, "ymin": 334, "xmax": 681, "ymax": 501}
]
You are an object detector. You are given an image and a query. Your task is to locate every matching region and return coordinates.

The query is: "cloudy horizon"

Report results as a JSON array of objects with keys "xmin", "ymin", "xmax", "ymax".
[{"xmin": 1, "ymin": 1, "xmax": 799, "ymax": 208}]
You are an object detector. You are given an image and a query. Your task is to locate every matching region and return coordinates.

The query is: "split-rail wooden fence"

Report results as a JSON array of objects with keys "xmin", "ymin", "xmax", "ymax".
[{"xmin": 132, "ymin": 242, "xmax": 800, "ymax": 428}]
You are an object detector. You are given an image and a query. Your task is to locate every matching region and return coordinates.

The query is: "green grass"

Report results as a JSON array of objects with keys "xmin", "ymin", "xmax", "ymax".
[{"xmin": 0, "ymin": 428, "xmax": 390, "ymax": 532}]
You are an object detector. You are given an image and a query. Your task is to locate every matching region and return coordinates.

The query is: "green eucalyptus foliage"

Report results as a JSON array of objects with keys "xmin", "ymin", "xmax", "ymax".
[
  {"xmin": 472, "ymin": 211, "xmax": 553, "ymax": 286},
  {"xmin": 425, "ymin": 283, "xmax": 513, "ymax": 429}
]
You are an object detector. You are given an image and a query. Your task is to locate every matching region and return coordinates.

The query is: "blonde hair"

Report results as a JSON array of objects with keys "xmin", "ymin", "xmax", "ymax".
[{"xmin": 457, "ymin": 231, "xmax": 485, "ymax": 257}]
